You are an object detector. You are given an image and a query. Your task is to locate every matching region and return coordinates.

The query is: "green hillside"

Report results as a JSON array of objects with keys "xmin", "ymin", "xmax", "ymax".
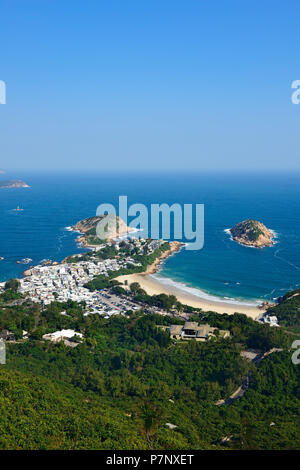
[
  {"xmin": 0, "ymin": 290, "xmax": 299, "ymax": 449},
  {"xmin": 267, "ymin": 289, "xmax": 300, "ymax": 330}
]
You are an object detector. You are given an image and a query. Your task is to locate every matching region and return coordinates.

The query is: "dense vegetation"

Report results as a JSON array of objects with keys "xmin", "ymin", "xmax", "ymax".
[
  {"xmin": 84, "ymin": 242, "xmax": 171, "ymax": 291},
  {"xmin": 230, "ymin": 219, "xmax": 272, "ymax": 247},
  {"xmin": 0, "ymin": 287, "xmax": 299, "ymax": 449},
  {"xmin": 232, "ymin": 219, "xmax": 264, "ymax": 241},
  {"xmin": 267, "ymin": 289, "xmax": 300, "ymax": 330}
]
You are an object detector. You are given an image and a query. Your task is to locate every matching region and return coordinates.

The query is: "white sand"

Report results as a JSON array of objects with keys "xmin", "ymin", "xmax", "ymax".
[{"xmin": 116, "ymin": 273, "xmax": 264, "ymax": 320}]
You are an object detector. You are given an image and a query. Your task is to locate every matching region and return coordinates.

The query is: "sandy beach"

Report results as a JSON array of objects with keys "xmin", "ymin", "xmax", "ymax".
[
  {"xmin": 116, "ymin": 272, "xmax": 264, "ymax": 319},
  {"xmin": 116, "ymin": 240, "xmax": 265, "ymax": 319}
]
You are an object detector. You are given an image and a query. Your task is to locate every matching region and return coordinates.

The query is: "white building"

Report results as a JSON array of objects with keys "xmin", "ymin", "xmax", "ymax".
[{"xmin": 42, "ymin": 329, "xmax": 83, "ymax": 343}]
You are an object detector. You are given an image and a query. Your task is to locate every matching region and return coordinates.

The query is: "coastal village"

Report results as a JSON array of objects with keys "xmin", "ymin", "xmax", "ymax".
[
  {"xmin": 5, "ymin": 236, "xmax": 165, "ymax": 317},
  {"xmin": 0, "ymin": 232, "xmax": 182, "ymax": 319},
  {"xmin": 19, "ymin": 256, "xmax": 139, "ymax": 309},
  {"xmin": 0, "ymin": 215, "xmax": 279, "ymax": 345}
]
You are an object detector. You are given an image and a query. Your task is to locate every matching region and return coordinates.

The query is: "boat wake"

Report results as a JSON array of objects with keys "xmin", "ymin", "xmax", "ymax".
[{"xmin": 274, "ymin": 248, "xmax": 300, "ymax": 271}]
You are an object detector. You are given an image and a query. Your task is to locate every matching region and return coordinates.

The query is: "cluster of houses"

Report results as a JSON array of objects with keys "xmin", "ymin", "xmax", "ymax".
[
  {"xmin": 0, "ymin": 237, "xmax": 164, "ymax": 308},
  {"xmin": 14, "ymin": 237, "xmax": 165, "ymax": 309},
  {"xmin": 160, "ymin": 321, "xmax": 230, "ymax": 342},
  {"xmin": 18, "ymin": 256, "xmax": 139, "ymax": 306},
  {"xmin": 111, "ymin": 237, "xmax": 165, "ymax": 254}
]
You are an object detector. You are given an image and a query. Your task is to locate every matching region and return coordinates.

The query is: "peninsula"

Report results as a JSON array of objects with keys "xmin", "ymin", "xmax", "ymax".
[
  {"xmin": 0, "ymin": 179, "xmax": 30, "ymax": 189},
  {"xmin": 72, "ymin": 214, "xmax": 135, "ymax": 247},
  {"xmin": 230, "ymin": 219, "xmax": 274, "ymax": 248}
]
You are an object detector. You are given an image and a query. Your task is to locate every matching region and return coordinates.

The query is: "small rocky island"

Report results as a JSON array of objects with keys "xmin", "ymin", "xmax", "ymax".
[
  {"xmin": 72, "ymin": 214, "xmax": 134, "ymax": 246},
  {"xmin": 0, "ymin": 180, "xmax": 30, "ymax": 188},
  {"xmin": 230, "ymin": 219, "xmax": 274, "ymax": 248}
]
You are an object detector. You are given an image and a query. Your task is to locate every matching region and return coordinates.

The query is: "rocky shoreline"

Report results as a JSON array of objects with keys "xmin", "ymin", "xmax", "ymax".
[
  {"xmin": 0, "ymin": 179, "xmax": 30, "ymax": 189},
  {"xmin": 230, "ymin": 219, "xmax": 274, "ymax": 248},
  {"xmin": 143, "ymin": 241, "xmax": 184, "ymax": 275}
]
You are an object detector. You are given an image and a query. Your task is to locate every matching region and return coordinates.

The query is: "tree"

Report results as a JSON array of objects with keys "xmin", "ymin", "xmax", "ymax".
[
  {"xmin": 130, "ymin": 282, "xmax": 141, "ymax": 294},
  {"xmin": 239, "ymin": 418, "xmax": 256, "ymax": 450},
  {"xmin": 136, "ymin": 400, "xmax": 164, "ymax": 449},
  {"xmin": 5, "ymin": 279, "xmax": 20, "ymax": 292}
]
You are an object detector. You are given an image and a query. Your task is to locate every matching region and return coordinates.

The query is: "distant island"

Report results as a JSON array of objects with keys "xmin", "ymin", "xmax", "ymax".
[
  {"xmin": 230, "ymin": 219, "xmax": 274, "ymax": 248},
  {"xmin": 72, "ymin": 214, "xmax": 135, "ymax": 247},
  {"xmin": 0, "ymin": 180, "xmax": 30, "ymax": 189}
]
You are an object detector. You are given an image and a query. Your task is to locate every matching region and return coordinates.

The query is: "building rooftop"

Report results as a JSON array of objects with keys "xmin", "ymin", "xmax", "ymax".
[
  {"xmin": 169, "ymin": 325, "xmax": 183, "ymax": 336},
  {"xmin": 183, "ymin": 321, "xmax": 199, "ymax": 329},
  {"xmin": 165, "ymin": 322, "xmax": 230, "ymax": 341}
]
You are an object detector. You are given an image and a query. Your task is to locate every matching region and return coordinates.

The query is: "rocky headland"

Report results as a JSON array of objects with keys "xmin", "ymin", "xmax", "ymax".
[
  {"xmin": 0, "ymin": 180, "xmax": 30, "ymax": 188},
  {"xmin": 230, "ymin": 219, "xmax": 274, "ymax": 248},
  {"xmin": 72, "ymin": 214, "xmax": 135, "ymax": 247}
]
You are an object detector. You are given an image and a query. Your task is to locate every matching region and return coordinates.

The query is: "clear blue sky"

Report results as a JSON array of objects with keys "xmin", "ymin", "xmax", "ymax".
[{"xmin": 0, "ymin": 0, "xmax": 300, "ymax": 171}]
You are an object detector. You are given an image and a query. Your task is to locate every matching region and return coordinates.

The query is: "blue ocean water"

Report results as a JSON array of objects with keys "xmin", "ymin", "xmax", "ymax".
[{"xmin": 0, "ymin": 171, "xmax": 299, "ymax": 304}]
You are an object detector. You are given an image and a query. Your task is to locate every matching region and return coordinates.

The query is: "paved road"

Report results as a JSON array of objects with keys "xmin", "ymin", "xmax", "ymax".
[{"xmin": 215, "ymin": 348, "xmax": 283, "ymax": 406}]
